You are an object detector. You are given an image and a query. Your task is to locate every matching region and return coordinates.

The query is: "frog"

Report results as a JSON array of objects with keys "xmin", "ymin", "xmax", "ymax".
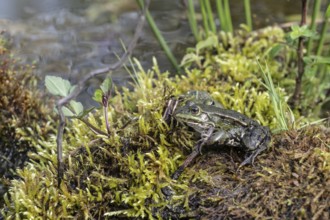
[
  {"xmin": 163, "ymin": 90, "xmax": 223, "ymax": 122},
  {"xmin": 171, "ymin": 102, "xmax": 271, "ymax": 180}
]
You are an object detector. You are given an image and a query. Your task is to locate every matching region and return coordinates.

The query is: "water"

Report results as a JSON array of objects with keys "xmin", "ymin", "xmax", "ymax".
[{"xmin": 0, "ymin": 0, "xmax": 301, "ymax": 107}]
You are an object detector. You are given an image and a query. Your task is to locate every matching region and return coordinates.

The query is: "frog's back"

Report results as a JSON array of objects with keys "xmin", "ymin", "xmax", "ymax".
[{"xmin": 199, "ymin": 104, "xmax": 258, "ymax": 126}]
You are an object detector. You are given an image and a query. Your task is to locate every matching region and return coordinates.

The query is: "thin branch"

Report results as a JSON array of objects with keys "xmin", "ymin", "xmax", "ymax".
[
  {"xmin": 55, "ymin": 0, "xmax": 149, "ymax": 187},
  {"xmin": 103, "ymin": 96, "xmax": 111, "ymax": 136},
  {"xmin": 290, "ymin": 0, "xmax": 308, "ymax": 109}
]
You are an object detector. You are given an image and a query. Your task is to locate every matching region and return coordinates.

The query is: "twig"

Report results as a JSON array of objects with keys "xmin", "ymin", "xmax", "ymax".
[
  {"xmin": 290, "ymin": 0, "xmax": 308, "ymax": 109},
  {"xmin": 55, "ymin": 0, "xmax": 149, "ymax": 187},
  {"xmin": 102, "ymin": 86, "xmax": 112, "ymax": 136}
]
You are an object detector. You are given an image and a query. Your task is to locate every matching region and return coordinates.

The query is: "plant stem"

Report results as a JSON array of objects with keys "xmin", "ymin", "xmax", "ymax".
[
  {"xmin": 307, "ymin": 0, "xmax": 321, "ymax": 55},
  {"xmin": 200, "ymin": 0, "xmax": 210, "ymax": 35},
  {"xmin": 187, "ymin": 0, "xmax": 200, "ymax": 41},
  {"xmin": 79, "ymin": 118, "xmax": 108, "ymax": 136},
  {"xmin": 316, "ymin": 4, "xmax": 330, "ymax": 56},
  {"xmin": 291, "ymin": 0, "xmax": 308, "ymax": 108},
  {"xmin": 137, "ymin": 0, "xmax": 180, "ymax": 72},
  {"xmin": 244, "ymin": 0, "xmax": 253, "ymax": 31},
  {"xmin": 204, "ymin": 0, "xmax": 216, "ymax": 33},
  {"xmin": 103, "ymin": 96, "xmax": 111, "ymax": 135},
  {"xmin": 224, "ymin": 0, "xmax": 233, "ymax": 32},
  {"xmin": 216, "ymin": 0, "xmax": 227, "ymax": 31}
]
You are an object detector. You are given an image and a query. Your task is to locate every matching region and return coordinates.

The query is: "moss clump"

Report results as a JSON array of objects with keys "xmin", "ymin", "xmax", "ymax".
[
  {"xmin": 186, "ymin": 126, "xmax": 329, "ymax": 219},
  {"xmin": 0, "ymin": 36, "xmax": 55, "ymax": 204},
  {"xmin": 2, "ymin": 27, "xmax": 329, "ymax": 219}
]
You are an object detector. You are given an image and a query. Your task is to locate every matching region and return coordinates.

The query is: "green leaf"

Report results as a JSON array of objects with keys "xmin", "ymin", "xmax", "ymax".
[
  {"xmin": 289, "ymin": 25, "xmax": 318, "ymax": 40},
  {"xmin": 304, "ymin": 55, "xmax": 330, "ymax": 65},
  {"xmin": 325, "ymin": 4, "xmax": 330, "ymax": 18},
  {"xmin": 78, "ymin": 107, "xmax": 95, "ymax": 118},
  {"xmin": 196, "ymin": 35, "xmax": 218, "ymax": 53},
  {"xmin": 93, "ymin": 89, "xmax": 103, "ymax": 102},
  {"xmin": 266, "ymin": 44, "xmax": 283, "ymax": 58},
  {"xmin": 180, "ymin": 53, "xmax": 201, "ymax": 66},
  {"xmin": 100, "ymin": 78, "xmax": 112, "ymax": 94},
  {"xmin": 61, "ymin": 106, "xmax": 75, "ymax": 117},
  {"xmin": 45, "ymin": 76, "xmax": 72, "ymax": 97},
  {"xmin": 70, "ymin": 100, "xmax": 84, "ymax": 116},
  {"xmin": 69, "ymin": 85, "xmax": 77, "ymax": 95}
]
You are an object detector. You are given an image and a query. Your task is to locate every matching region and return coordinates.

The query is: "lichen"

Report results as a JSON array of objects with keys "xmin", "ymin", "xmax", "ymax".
[{"xmin": 1, "ymin": 27, "xmax": 329, "ymax": 219}]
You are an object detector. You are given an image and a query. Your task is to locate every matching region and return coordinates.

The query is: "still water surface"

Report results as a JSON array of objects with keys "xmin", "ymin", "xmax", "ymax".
[{"xmin": 0, "ymin": 0, "xmax": 300, "ymax": 106}]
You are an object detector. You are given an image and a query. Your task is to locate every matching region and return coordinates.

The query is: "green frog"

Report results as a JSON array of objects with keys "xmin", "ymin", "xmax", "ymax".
[
  {"xmin": 163, "ymin": 90, "xmax": 223, "ymax": 122},
  {"xmin": 171, "ymin": 102, "xmax": 271, "ymax": 179}
]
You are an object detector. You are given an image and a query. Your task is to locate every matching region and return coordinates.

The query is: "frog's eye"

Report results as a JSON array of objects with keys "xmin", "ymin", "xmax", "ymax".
[
  {"xmin": 204, "ymin": 100, "xmax": 215, "ymax": 106},
  {"xmin": 190, "ymin": 105, "xmax": 200, "ymax": 115}
]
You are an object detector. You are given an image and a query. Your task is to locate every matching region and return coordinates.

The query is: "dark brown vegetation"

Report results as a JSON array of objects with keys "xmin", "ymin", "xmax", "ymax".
[
  {"xmin": 188, "ymin": 126, "xmax": 329, "ymax": 219},
  {"xmin": 0, "ymin": 37, "xmax": 54, "ymax": 199}
]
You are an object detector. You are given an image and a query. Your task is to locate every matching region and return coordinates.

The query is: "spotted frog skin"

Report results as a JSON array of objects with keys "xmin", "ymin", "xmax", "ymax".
[
  {"xmin": 171, "ymin": 102, "xmax": 271, "ymax": 179},
  {"xmin": 163, "ymin": 90, "xmax": 222, "ymax": 122},
  {"xmin": 178, "ymin": 90, "xmax": 223, "ymax": 108}
]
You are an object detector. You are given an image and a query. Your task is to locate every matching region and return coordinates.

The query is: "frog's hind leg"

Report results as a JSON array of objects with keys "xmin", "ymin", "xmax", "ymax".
[
  {"xmin": 171, "ymin": 149, "xmax": 199, "ymax": 180},
  {"xmin": 238, "ymin": 144, "xmax": 267, "ymax": 168}
]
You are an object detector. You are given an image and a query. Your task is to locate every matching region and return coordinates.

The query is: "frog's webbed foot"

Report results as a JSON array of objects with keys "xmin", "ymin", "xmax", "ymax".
[
  {"xmin": 238, "ymin": 144, "xmax": 267, "ymax": 168},
  {"xmin": 238, "ymin": 153, "xmax": 255, "ymax": 168}
]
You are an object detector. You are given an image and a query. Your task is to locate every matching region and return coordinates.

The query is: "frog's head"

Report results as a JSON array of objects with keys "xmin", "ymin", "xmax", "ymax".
[
  {"xmin": 178, "ymin": 90, "xmax": 223, "ymax": 108},
  {"xmin": 173, "ymin": 102, "xmax": 214, "ymax": 133}
]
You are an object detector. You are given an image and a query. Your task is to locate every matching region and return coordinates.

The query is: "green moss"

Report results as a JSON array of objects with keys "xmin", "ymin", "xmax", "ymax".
[
  {"xmin": 0, "ymin": 36, "xmax": 55, "ymax": 206},
  {"xmin": 2, "ymin": 27, "xmax": 329, "ymax": 219}
]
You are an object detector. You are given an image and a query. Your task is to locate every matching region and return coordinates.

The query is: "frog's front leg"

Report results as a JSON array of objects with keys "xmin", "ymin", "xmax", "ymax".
[
  {"xmin": 171, "ymin": 127, "xmax": 227, "ymax": 180},
  {"xmin": 196, "ymin": 126, "xmax": 215, "ymax": 153},
  {"xmin": 205, "ymin": 129, "xmax": 234, "ymax": 145},
  {"xmin": 197, "ymin": 127, "xmax": 238, "ymax": 151}
]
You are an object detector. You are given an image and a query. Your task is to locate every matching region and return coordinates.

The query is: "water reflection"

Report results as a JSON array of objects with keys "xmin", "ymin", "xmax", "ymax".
[
  {"xmin": 0, "ymin": 0, "xmax": 301, "ymax": 107},
  {"xmin": 0, "ymin": 0, "xmax": 87, "ymax": 20}
]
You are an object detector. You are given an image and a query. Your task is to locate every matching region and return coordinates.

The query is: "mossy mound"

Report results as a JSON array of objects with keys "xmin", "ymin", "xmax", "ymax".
[
  {"xmin": 189, "ymin": 126, "xmax": 329, "ymax": 219},
  {"xmin": 0, "ymin": 36, "xmax": 55, "ymax": 203},
  {"xmin": 1, "ymin": 27, "xmax": 329, "ymax": 219}
]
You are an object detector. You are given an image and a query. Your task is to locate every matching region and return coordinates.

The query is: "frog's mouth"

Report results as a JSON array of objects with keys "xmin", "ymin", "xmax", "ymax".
[{"xmin": 176, "ymin": 117, "xmax": 214, "ymax": 133}]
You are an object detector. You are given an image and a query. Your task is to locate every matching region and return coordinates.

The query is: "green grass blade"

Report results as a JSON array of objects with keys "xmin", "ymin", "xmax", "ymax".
[
  {"xmin": 316, "ymin": 4, "xmax": 330, "ymax": 56},
  {"xmin": 187, "ymin": 0, "xmax": 200, "ymax": 41},
  {"xmin": 216, "ymin": 0, "xmax": 227, "ymax": 31},
  {"xmin": 204, "ymin": 0, "xmax": 217, "ymax": 33},
  {"xmin": 307, "ymin": 0, "xmax": 322, "ymax": 55},
  {"xmin": 136, "ymin": 0, "xmax": 180, "ymax": 72},
  {"xmin": 200, "ymin": 0, "xmax": 210, "ymax": 35},
  {"xmin": 244, "ymin": 0, "xmax": 253, "ymax": 31},
  {"xmin": 258, "ymin": 60, "xmax": 290, "ymax": 131},
  {"xmin": 224, "ymin": 0, "xmax": 233, "ymax": 33}
]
